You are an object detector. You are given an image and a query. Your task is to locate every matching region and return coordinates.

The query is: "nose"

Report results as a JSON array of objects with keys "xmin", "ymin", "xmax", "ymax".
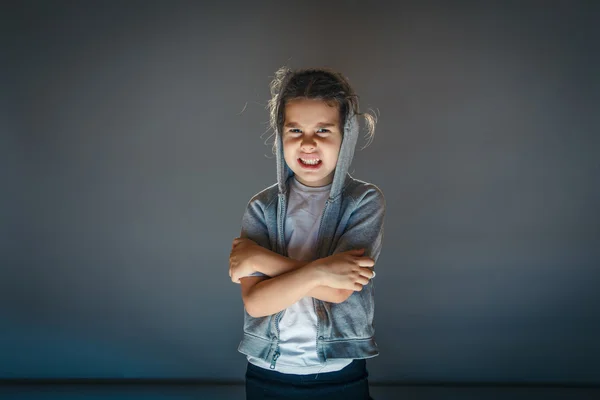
[{"xmin": 300, "ymin": 136, "xmax": 316, "ymax": 151}]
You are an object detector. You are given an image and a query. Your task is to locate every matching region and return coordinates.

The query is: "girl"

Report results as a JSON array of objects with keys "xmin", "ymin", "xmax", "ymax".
[{"xmin": 229, "ymin": 66, "xmax": 385, "ymax": 400}]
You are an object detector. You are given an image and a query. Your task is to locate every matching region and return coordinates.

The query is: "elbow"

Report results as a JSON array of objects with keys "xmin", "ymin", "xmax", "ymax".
[
  {"xmin": 241, "ymin": 277, "xmax": 275, "ymax": 318},
  {"xmin": 242, "ymin": 293, "xmax": 268, "ymax": 318},
  {"xmin": 245, "ymin": 306, "xmax": 265, "ymax": 319},
  {"xmin": 245, "ymin": 306, "xmax": 263, "ymax": 318},
  {"xmin": 242, "ymin": 295, "xmax": 259, "ymax": 318}
]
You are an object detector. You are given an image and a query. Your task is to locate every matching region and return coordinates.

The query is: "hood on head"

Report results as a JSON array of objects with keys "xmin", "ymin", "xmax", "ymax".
[{"xmin": 275, "ymin": 107, "xmax": 359, "ymax": 200}]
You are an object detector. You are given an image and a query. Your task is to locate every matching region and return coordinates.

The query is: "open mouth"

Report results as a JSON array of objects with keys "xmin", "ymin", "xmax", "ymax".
[{"xmin": 298, "ymin": 158, "xmax": 322, "ymax": 168}]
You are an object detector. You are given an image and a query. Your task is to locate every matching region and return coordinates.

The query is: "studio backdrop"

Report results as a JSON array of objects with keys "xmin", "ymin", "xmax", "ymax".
[{"xmin": 1, "ymin": 0, "xmax": 598, "ymax": 384}]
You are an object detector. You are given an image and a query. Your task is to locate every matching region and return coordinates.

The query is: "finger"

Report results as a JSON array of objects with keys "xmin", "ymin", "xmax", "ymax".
[
  {"xmin": 348, "ymin": 248, "xmax": 365, "ymax": 254},
  {"xmin": 234, "ymin": 238, "xmax": 250, "ymax": 249},
  {"xmin": 353, "ymin": 282, "xmax": 363, "ymax": 291},
  {"xmin": 357, "ymin": 275, "xmax": 370, "ymax": 286},
  {"xmin": 356, "ymin": 257, "xmax": 375, "ymax": 267},
  {"xmin": 358, "ymin": 267, "xmax": 375, "ymax": 279}
]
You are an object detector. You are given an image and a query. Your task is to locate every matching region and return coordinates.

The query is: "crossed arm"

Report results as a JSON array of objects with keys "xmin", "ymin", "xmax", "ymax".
[
  {"xmin": 234, "ymin": 187, "xmax": 385, "ymax": 318},
  {"xmin": 235, "ymin": 243, "xmax": 355, "ymax": 312}
]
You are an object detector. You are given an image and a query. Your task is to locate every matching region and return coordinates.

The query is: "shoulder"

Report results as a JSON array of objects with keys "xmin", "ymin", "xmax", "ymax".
[
  {"xmin": 246, "ymin": 182, "xmax": 279, "ymax": 210},
  {"xmin": 342, "ymin": 176, "xmax": 385, "ymax": 209}
]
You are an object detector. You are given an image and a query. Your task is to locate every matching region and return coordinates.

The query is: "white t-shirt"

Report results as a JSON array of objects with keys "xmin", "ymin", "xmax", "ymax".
[{"xmin": 247, "ymin": 177, "xmax": 353, "ymax": 374}]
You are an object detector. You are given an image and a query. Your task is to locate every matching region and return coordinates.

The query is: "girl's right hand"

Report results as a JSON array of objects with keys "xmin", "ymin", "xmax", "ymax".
[
  {"xmin": 312, "ymin": 249, "xmax": 375, "ymax": 291},
  {"xmin": 229, "ymin": 237, "xmax": 261, "ymax": 283}
]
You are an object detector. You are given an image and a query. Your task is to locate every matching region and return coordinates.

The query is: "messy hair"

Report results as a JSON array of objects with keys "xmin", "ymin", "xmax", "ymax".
[{"xmin": 266, "ymin": 66, "xmax": 377, "ymax": 152}]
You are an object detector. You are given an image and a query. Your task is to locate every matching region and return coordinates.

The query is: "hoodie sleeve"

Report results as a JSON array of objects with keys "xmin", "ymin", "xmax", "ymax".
[
  {"xmin": 239, "ymin": 197, "xmax": 272, "ymax": 277},
  {"xmin": 332, "ymin": 186, "xmax": 386, "ymax": 266}
]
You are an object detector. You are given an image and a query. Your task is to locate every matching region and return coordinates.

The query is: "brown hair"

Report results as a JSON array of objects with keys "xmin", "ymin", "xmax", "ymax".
[{"xmin": 266, "ymin": 66, "xmax": 377, "ymax": 150}]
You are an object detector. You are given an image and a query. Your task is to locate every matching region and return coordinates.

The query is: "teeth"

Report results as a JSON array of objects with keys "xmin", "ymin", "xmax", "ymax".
[{"xmin": 300, "ymin": 158, "xmax": 320, "ymax": 165}]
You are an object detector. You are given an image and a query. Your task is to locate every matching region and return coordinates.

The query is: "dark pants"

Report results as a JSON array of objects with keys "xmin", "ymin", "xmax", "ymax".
[{"xmin": 245, "ymin": 359, "xmax": 372, "ymax": 400}]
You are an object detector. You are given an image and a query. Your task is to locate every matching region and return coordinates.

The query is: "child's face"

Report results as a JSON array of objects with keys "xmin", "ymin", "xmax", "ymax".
[{"xmin": 282, "ymin": 98, "xmax": 343, "ymax": 187}]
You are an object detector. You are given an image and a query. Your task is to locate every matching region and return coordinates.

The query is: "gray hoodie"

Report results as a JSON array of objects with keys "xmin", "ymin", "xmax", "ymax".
[{"xmin": 237, "ymin": 108, "xmax": 386, "ymax": 369}]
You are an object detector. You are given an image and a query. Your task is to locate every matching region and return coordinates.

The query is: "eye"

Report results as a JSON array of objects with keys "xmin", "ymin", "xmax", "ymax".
[
  {"xmin": 288, "ymin": 128, "xmax": 302, "ymax": 134},
  {"xmin": 316, "ymin": 128, "xmax": 330, "ymax": 134}
]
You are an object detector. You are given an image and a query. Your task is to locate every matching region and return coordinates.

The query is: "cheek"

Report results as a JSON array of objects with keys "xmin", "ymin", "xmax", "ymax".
[
  {"xmin": 282, "ymin": 144, "xmax": 295, "ymax": 161},
  {"xmin": 282, "ymin": 138, "xmax": 294, "ymax": 148},
  {"xmin": 330, "ymin": 141, "xmax": 342, "ymax": 156}
]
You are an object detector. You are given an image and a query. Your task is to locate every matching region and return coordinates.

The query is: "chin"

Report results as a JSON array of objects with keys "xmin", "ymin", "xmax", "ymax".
[{"xmin": 300, "ymin": 174, "xmax": 333, "ymax": 186}]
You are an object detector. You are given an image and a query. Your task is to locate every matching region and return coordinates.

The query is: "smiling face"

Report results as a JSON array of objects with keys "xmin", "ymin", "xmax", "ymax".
[{"xmin": 282, "ymin": 98, "xmax": 343, "ymax": 187}]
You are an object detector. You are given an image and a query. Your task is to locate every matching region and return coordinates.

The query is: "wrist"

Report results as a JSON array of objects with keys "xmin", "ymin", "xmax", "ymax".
[
  {"xmin": 249, "ymin": 246, "xmax": 265, "ymax": 273},
  {"xmin": 304, "ymin": 260, "xmax": 325, "ymax": 286}
]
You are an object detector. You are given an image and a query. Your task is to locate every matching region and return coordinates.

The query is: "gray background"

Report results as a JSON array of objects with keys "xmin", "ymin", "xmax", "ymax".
[{"xmin": 1, "ymin": 0, "xmax": 599, "ymax": 384}]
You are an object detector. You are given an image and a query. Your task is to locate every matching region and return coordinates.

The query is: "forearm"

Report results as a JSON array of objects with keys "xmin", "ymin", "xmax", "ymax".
[
  {"xmin": 244, "ymin": 264, "xmax": 322, "ymax": 318},
  {"xmin": 253, "ymin": 248, "xmax": 349, "ymax": 303},
  {"xmin": 252, "ymin": 247, "xmax": 304, "ymax": 277},
  {"xmin": 308, "ymin": 285, "xmax": 352, "ymax": 303}
]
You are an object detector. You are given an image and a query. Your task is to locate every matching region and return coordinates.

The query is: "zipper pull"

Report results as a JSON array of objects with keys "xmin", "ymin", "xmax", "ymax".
[{"xmin": 269, "ymin": 351, "xmax": 280, "ymax": 369}]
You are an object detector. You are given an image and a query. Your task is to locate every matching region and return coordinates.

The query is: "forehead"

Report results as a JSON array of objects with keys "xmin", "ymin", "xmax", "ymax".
[{"xmin": 283, "ymin": 98, "xmax": 340, "ymax": 125}]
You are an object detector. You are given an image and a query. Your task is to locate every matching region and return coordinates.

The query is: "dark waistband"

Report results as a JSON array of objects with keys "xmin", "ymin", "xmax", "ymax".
[{"xmin": 246, "ymin": 359, "xmax": 368, "ymax": 385}]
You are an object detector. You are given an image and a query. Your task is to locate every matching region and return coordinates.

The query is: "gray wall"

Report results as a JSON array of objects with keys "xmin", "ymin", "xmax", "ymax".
[{"xmin": 1, "ymin": 0, "xmax": 599, "ymax": 384}]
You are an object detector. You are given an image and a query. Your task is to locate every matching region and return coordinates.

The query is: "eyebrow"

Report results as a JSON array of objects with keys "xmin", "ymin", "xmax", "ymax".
[{"xmin": 284, "ymin": 122, "xmax": 337, "ymax": 128}]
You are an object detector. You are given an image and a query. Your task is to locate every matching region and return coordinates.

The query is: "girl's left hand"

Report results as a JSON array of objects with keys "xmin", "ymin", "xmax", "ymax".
[{"xmin": 229, "ymin": 237, "xmax": 261, "ymax": 283}]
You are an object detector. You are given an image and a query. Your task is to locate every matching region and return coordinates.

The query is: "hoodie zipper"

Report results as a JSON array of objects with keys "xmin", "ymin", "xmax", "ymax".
[
  {"xmin": 270, "ymin": 350, "xmax": 280, "ymax": 369},
  {"xmin": 315, "ymin": 199, "xmax": 330, "ymax": 258},
  {"xmin": 314, "ymin": 198, "xmax": 330, "ymax": 362},
  {"xmin": 270, "ymin": 194, "xmax": 287, "ymax": 370},
  {"xmin": 270, "ymin": 310, "xmax": 283, "ymax": 369}
]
